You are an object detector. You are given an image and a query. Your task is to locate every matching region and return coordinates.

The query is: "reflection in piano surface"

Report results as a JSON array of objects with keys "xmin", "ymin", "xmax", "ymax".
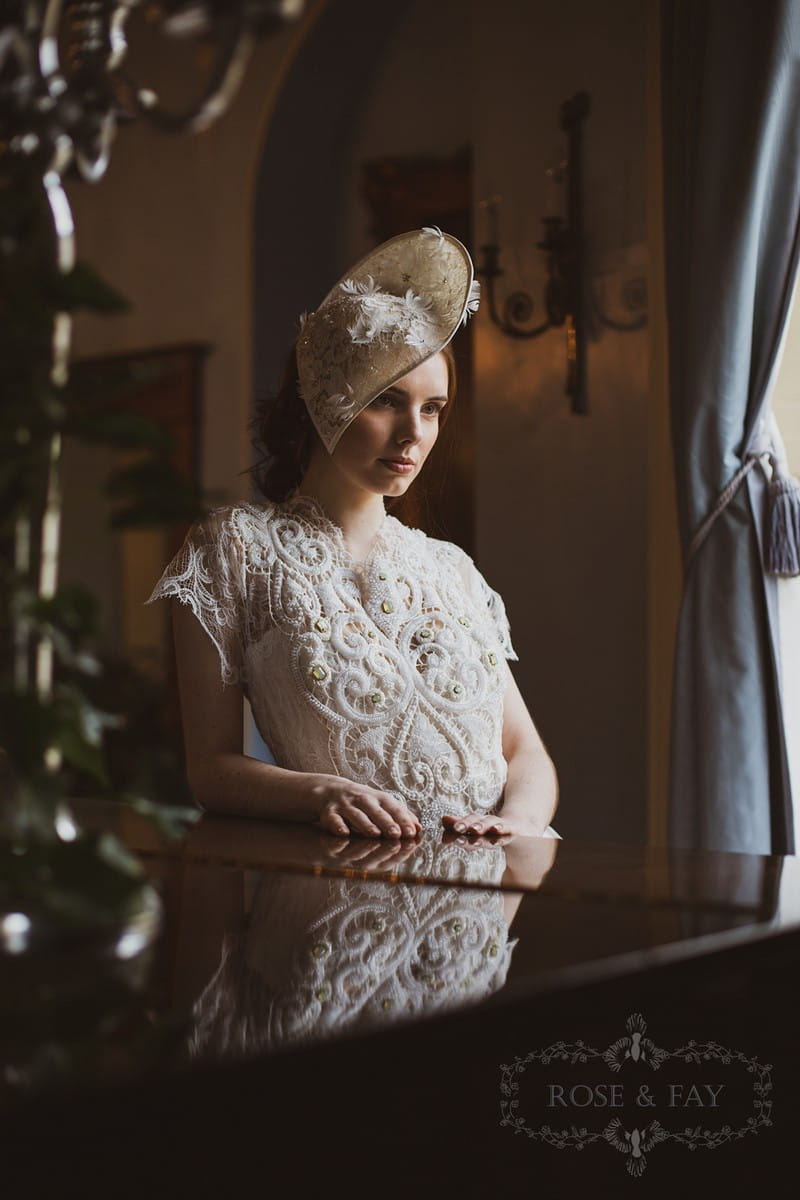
[{"xmin": 189, "ymin": 841, "xmax": 526, "ymax": 1060}]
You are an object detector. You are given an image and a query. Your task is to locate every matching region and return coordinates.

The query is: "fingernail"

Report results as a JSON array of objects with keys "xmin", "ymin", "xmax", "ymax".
[{"xmin": 454, "ymin": 823, "xmax": 465, "ymax": 833}]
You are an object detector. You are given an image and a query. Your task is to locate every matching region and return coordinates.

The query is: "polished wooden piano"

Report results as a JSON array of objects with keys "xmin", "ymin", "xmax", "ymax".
[{"xmin": 4, "ymin": 810, "xmax": 799, "ymax": 1196}]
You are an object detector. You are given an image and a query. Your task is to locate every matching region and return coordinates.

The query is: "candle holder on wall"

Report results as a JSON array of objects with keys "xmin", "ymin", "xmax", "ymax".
[{"xmin": 476, "ymin": 91, "xmax": 647, "ymax": 416}]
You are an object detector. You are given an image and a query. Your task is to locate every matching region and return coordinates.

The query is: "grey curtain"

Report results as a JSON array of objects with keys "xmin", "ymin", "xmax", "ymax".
[{"xmin": 662, "ymin": 0, "xmax": 800, "ymax": 853}]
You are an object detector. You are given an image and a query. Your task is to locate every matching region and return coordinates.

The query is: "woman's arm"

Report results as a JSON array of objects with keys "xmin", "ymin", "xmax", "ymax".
[
  {"xmin": 442, "ymin": 667, "xmax": 558, "ymax": 838},
  {"xmin": 171, "ymin": 601, "xmax": 421, "ymax": 838},
  {"xmin": 496, "ymin": 668, "xmax": 559, "ymax": 834}
]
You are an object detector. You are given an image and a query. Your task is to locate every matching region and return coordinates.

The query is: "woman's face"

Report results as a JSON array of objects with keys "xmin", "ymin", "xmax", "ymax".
[{"xmin": 331, "ymin": 352, "xmax": 450, "ymax": 498}]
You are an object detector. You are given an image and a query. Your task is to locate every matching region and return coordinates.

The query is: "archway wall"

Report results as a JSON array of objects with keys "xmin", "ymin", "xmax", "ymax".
[{"xmin": 252, "ymin": 1, "xmax": 412, "ymax": 416}]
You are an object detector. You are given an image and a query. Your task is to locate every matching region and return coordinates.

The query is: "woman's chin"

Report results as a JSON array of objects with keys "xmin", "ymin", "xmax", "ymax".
[{"xmin": 380, "ymin": 476, "xmax": 414, "ymax": 498}]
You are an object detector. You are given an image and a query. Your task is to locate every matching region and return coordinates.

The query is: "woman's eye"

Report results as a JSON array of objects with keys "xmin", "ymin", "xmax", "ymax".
[{"xmin": 374, "ymin": 394, "xmax": 396, "ymax": 407}]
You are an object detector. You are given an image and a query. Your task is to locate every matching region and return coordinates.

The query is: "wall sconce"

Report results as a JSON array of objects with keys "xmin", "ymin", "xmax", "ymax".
[{"xmin": 477, "ymin": 91, "xmax": 646, "ymax": 416}]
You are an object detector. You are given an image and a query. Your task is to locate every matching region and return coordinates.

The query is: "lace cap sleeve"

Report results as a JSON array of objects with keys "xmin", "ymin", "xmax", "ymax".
[
  {"xmin": 147, "ymin": 508, "xmax": 244, "ymax": 685},
  {"xmin": 453, "ymin": 547, "xmax": 519, "ymax": 662}
]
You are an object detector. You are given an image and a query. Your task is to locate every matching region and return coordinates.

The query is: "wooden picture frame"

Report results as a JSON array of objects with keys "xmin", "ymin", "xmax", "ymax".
[{"xmin": 61, "ymin": 342, "xmax": 209, "ymax": 750}]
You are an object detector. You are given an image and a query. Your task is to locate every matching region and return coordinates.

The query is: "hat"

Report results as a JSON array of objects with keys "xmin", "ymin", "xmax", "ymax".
[{"xmin": 296, "ymin": 227, "xmax": 479, "ymax": 453}]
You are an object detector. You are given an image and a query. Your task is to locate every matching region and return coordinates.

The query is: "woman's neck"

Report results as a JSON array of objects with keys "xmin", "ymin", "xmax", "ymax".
[{"xmin": 295, "ymin": 463, "xmax": 386, "ymax": 557}]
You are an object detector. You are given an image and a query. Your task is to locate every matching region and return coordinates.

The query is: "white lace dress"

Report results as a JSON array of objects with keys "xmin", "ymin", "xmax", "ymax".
[
  {"xmin": 149, "ymin": 493, "xmax": 524, "ymax": 831},
  {"xmin": 189, "ymin": 842, "xmax": 515, "ymax": 1058}
]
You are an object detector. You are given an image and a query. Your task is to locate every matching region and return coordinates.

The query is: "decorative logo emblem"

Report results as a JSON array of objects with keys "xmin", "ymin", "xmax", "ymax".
[{"xmin": 499, "ymin": 1013, "xmax": 773, "ymax": 1177}]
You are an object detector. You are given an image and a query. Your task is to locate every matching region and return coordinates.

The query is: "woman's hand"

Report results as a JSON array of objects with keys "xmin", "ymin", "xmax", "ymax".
[
  {"xmin": 309, "ymin": 775, "xmax": 421, "ymax": 839},
  {"xmin": 324, "ymin": 836, "xmax": 421, "ymax": 872},
  {"xmin": 441, "ymin": 817, "xmax": 560, "ymax": 901},
  {"xmin": 441, "ymin": 812, "xmax": 545, "ymax": 839}
]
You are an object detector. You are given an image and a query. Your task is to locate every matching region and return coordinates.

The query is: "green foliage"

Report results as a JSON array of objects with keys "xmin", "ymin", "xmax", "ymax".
[
  {"xmin": 1, "ymin": 160, "xmax": 200, "ymax": 912},
  {"xmin": 0, "ymin": 833, "xmax": 145, "ymax": 931},
  {"xmin": 18, "ymin": 585, "xmax": 103, "ymax": 675},
  {"xmin": 47, "ymin": 261, "xmax": 130, "ymax": 315}
]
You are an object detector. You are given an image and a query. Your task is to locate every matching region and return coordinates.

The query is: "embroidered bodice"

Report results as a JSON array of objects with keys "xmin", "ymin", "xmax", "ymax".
[
  {"xmin": 189, "ymin": 842, "xmax": 514, "ymax": 1058},
  {"xmin": 149, "ymin": 494, "xmax": 518, "ymax": 830}
]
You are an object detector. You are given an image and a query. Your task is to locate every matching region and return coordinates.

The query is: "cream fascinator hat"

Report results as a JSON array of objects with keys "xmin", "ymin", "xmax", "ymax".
[{"xmin": 296, "ymin": 227, "xmax": 479, "ymax": 453}]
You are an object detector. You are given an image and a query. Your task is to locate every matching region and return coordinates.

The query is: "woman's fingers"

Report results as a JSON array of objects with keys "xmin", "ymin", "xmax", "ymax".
[
  {"xmin": 320, "ymin": 798, "xmax": 416, "ymax": 839},
  {"xmin": 350, "ymin": 794, "xmax": 419, "ymax": 838},
  {"xmin": 319, "ymin": 810, "xmax": 350, "ymax": 837},
  {"xmin": 446, "ymin": 831, "xmax": 513, "ymax": 850},
  {"xmin": 382, "ymin": 796, "xmax": 422, "ymax": 838},
  {"xmin": 348, "ymin": 796, "xmax": 396, "ymax": 837},
  {"xmin": 320, "ymin": 802, "xmax": 379, "ymax": 837},
  {"xmin": 350, "ymin": 811, "xmax": 383, "ymax": 837},
  {"xmin": 334, "ymin": 839, "xmax": 419, "ymax": 870},
  {"xmin": 327, "ymin": 800, "xmax": 508, "ymax": 842},
  {"xmin": 367, "ymin": 795, "xmax": 423, "ymax": 838},
  {"xmin": 442, "ymin": 813, "xmax": 507, "ymax": 838}
]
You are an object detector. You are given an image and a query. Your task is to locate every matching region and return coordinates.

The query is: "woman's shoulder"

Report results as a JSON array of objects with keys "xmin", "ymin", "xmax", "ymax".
[
  {"xmin": 180, "ymin": 502, "xmax": 282, "ymax": 578},
  {"xmin": 392, "ymin": 521, "xmax": 507, "ymax": 606},
  {"xmin": 192, "ymin": 499, "xmax": 279, "ymax": 540},
  {"xmin": 390, "ymin": 519, "xmax": 474, "ymax": 570}
]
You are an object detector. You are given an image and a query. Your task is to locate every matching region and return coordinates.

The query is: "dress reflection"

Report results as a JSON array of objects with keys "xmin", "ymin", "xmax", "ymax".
[{"xmin": 188, "ymin": 839, "xmax": 543, "ymax": 1060}]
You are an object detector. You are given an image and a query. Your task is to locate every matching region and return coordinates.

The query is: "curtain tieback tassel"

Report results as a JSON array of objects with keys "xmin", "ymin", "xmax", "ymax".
[{"xmin": 765, "ymin": 457, "xmax": 800, "ymax": 577}]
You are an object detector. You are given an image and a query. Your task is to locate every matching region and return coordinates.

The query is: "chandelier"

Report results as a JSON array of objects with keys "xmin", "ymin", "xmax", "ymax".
[{"xmin": 1, "ymin": 3, "xmax": 306, "ymax": 182}]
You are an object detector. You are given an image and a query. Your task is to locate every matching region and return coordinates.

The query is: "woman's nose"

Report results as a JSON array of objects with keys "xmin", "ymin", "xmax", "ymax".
[{"xmin": 395, "ymin": 407, "xmax": 422, "ymax": 443}]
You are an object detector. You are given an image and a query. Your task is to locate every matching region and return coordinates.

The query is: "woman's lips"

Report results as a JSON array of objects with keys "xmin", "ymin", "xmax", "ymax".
[{"xmin": 379, "ymin": 459, "xmax": 415, "ymax": 474}]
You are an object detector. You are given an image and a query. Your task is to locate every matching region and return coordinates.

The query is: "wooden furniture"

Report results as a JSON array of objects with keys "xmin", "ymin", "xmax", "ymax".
[{"xmin": 6, "ymin": 815, "xmax": 800, "ymax": 1196}]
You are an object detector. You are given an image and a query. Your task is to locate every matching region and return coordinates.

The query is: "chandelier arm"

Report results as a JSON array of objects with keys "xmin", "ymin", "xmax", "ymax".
[
  {"xmin": 0, "ymin": 25, "xmax": 33, "ymax": 75},
  {"xmin": 107, "ymin": 1, "xmax": 136, "ymax": 71},
  {"xmin": 125, "ymin": 21, "xmax": 256, "ymax": 135},
  {"xmin": 72, "ymin": 107, "xmax": 115, "ymax": 181},
  {"xmin": 29, "ymin": 141, "xmax": 76, "ymax": 710},
  {"xmin": 40, "ymin": 0, "xmax": 67, "ymax": 94}
]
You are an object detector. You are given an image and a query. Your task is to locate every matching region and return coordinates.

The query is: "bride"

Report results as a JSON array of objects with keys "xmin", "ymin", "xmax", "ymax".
[{"xmin": 149, "ymin": 227, "xmax": 558, "ymax": 840}]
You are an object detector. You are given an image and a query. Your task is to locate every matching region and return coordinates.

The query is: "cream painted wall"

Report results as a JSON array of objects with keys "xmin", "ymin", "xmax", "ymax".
[
  {"xmin": 645, "ymin": 0, "xmax": 682, "ymax": 848},
  {"xmin": 472, "ymin": 0, "xmax": 649, "ymax": 841},
  {"xmin": 338, "ymin": 0, "xmax": 471, "ymax": 266}
]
